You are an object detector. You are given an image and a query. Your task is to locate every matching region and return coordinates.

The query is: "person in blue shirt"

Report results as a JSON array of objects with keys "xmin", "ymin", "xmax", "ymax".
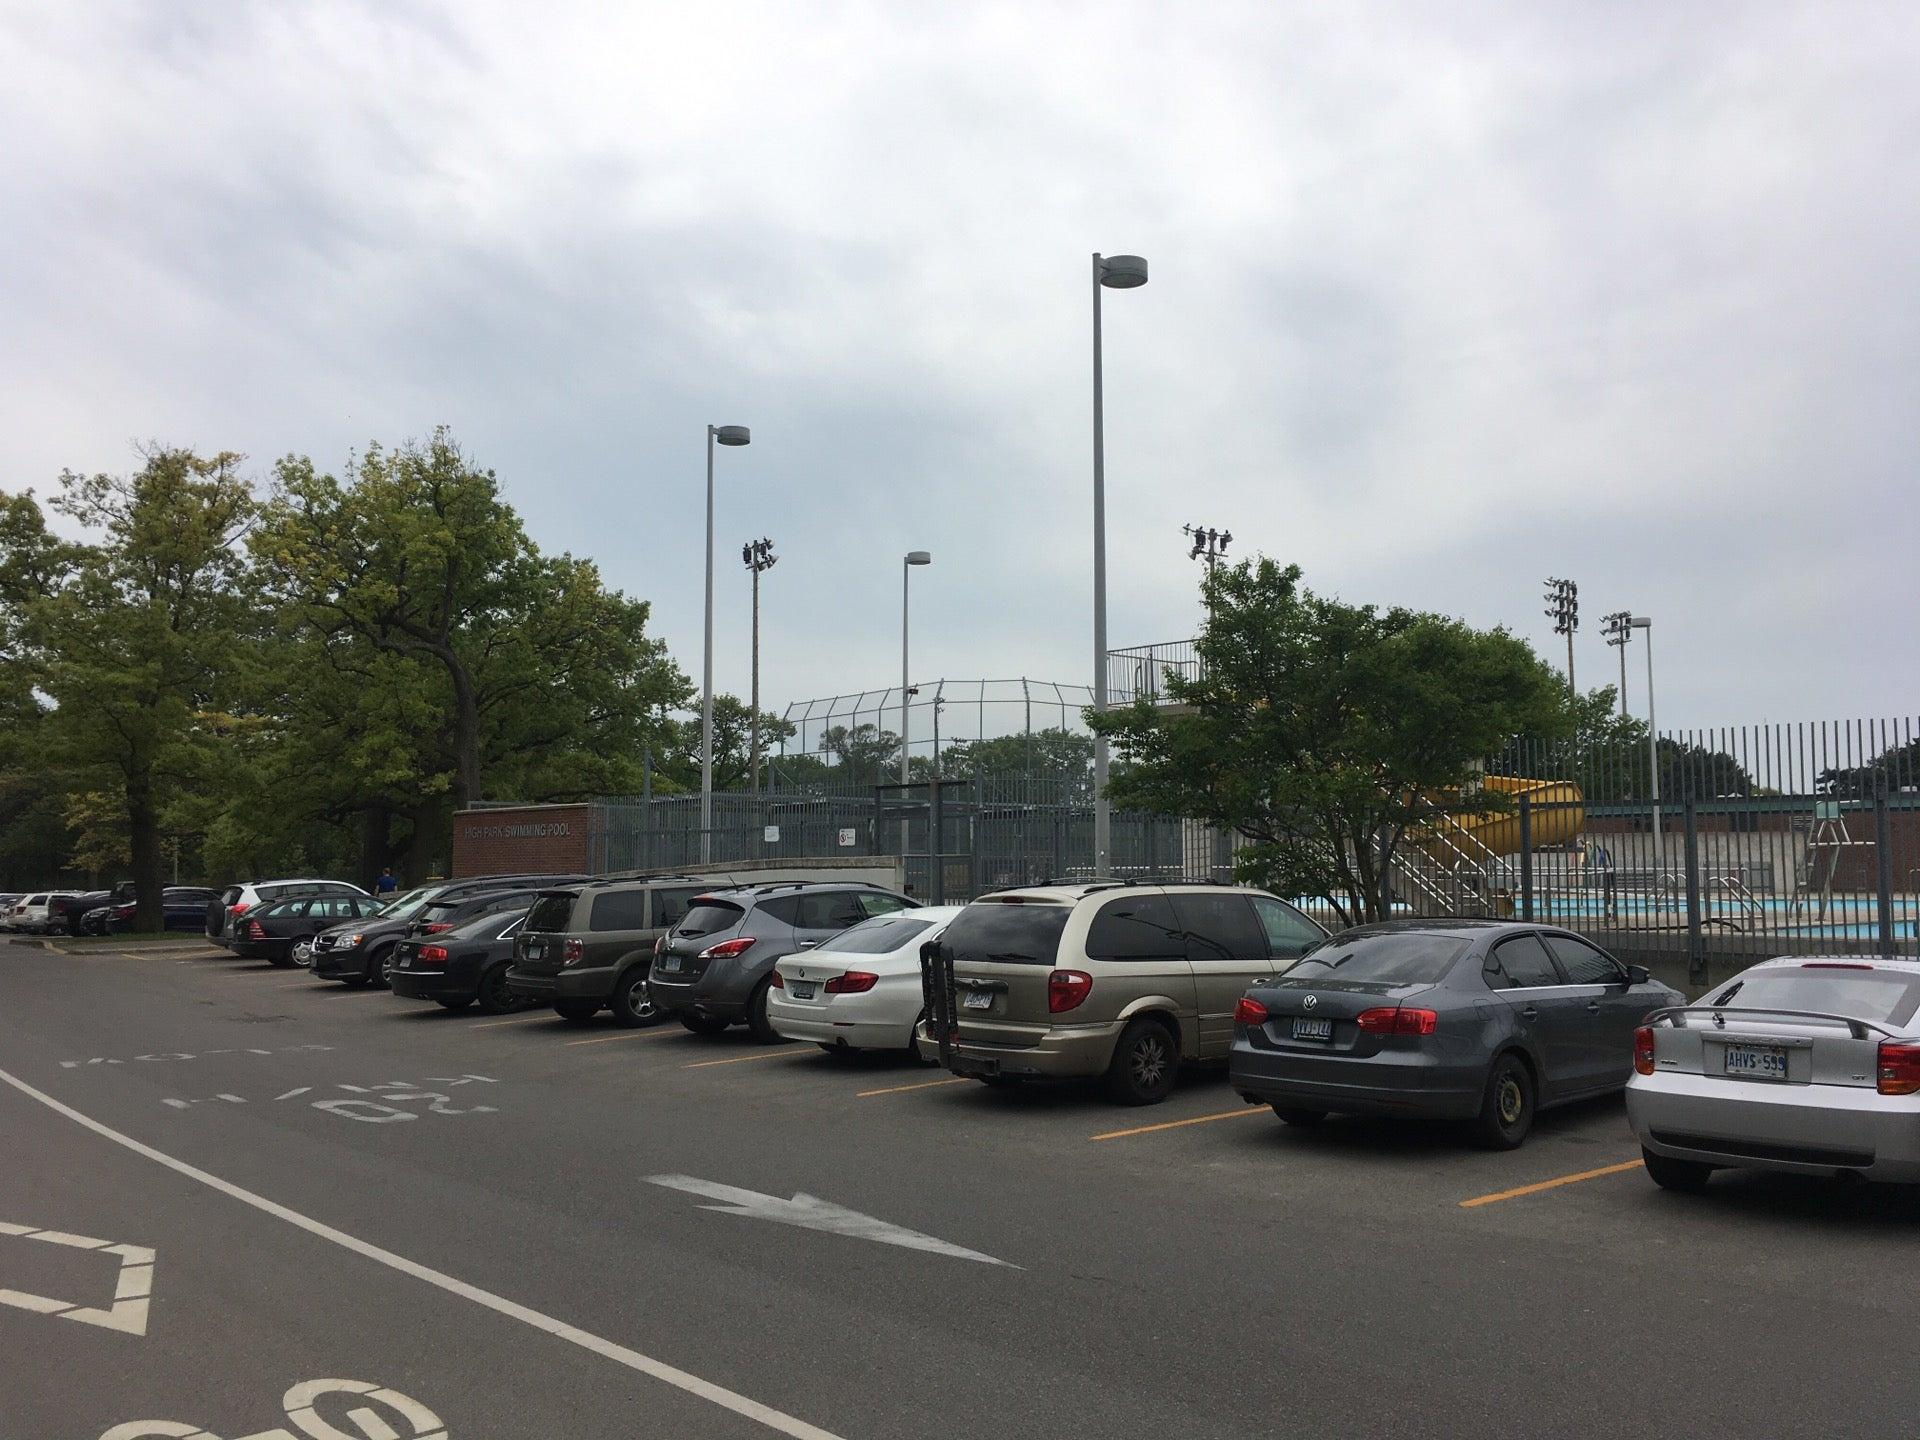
[{"xmin": 375, "ymin": 867, "xmax": 398, "ymax": 895}]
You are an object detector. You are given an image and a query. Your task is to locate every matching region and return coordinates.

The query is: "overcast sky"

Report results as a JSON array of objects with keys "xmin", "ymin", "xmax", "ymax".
[{"xmin": 4, "ymin": 1, "xmax": 1917, "ymax": 743}]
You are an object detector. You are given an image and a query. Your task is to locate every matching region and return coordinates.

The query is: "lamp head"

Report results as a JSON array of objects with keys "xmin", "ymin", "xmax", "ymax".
[
  {"xmin": 1097, "ymin": 254, "xmax": 1149, "ymax": 289},
  {"xmin": 712, "ymin": 424, "xmax": 751, "ymax": 446},
  {"xmin": 905, "ymin": 550, "xmax": 932, "ymax": 566}
]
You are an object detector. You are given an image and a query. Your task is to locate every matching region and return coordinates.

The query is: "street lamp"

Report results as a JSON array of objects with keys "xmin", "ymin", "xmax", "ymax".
[
  {"xmin": 1601, "ymin": 610, "xmax": 1633, "ymax": 718},
  {"xmin": 1544, "ymin": 577, "xmax": 1578, "ymax": 695},
  {"xmin": 1629, "ymin": 615, "xmax": 1661, "ymax": 884},
  {"xmin": 1092, "ymin": 252, "xmax": 1148, "ymax": 878},
  {"xmin": 743, "ymin": 538, "xmax": 778, "ymax": 796},
  {"xmin": 901, "ymin": 551, "xmax": 932, "ymax": 864},
  {"xmin": 702, "ymin": 423, "xmax": 751, "ymax": 862}
]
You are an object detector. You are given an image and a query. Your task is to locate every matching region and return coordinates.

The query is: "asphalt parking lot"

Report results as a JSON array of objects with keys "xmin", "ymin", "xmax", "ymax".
[{"xmin": 4, "ymin": 936, "xmax": 1916, "ymax": 1439}]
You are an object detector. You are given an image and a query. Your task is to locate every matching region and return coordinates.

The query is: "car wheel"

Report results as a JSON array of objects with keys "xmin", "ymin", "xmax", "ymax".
[
  {"xmin": 289, "ymin": 936, "xmax": 316, "ymax": 969},
  {"xmin": 745, "ymin": 979, "xmax": 780, "ymax": 1044},
  {"xmin": 437, "ymin": 996, "xmax": 474, "ymax": 1011},
  {"xmin": 679, "ymin": 1013, "xmax": 730, "ymax": 1036},
  {"xmin": 608, "ymin": 968, "xmax": 662, "ymax": 1028},
  {"xmin": 1642, "ymin": 1146, "xmax": 1714, "ymax": 1192},
  {"xmin": 476, "ymin": 963, "xmax": 518, "ymax": 1016},
  {"xmin": 1472, "ymin": 1053, "xmax": 1535, "ymax": 1150},
  {"xmin": 1271, "ymin": 1105, "xmax": 1328, "ymax": 1127},
  {"xmin": 1104, "ymin": 1018, "xmax": 1180, "ymax": 1106},
  {"xmin": 554, "ymin": 999, "xmax": 600, "ymax": 1024}
]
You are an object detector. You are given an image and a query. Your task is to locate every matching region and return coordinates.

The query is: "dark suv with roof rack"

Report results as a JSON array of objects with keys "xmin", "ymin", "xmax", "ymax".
[
  {"xmin": 507, "ymin": 876, "xmax": 721, "ymax": 1025},
  {"xmin": 649, "ymin": 881, "xmax": 917, "ymax": 1040}
]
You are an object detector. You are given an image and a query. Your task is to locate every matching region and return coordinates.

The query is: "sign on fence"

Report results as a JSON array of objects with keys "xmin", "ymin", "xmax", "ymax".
[
  {"xmin": 837, "ymin": 827, "xmax": 857, "ymax": 848},
  {"xmin": 763, "ymin": 825, "xmax": 780, "ymax": 843}
]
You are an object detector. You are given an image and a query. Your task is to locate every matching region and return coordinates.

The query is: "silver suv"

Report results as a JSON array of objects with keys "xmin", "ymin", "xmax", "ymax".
[{"xmin": 650, "ymin": 882, "xmax": 916, "ymax": 1040}]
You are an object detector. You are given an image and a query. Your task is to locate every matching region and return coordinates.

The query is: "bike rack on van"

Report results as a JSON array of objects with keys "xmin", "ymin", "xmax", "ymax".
[{"xmin": 920, "ymin": 939, "xmax": 960, "ymax": 1069}]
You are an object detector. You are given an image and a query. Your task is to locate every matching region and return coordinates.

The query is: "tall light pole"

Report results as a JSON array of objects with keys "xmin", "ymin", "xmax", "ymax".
[
  {"xmin": 1184, "ymin": 523, "xmax": 1232, "ymax": 617},
  {"xmin": 1544, "ymin": 576, "xmax": 1578, "ymax": 695},
  {"xmin": 1092, "ymin": 251, "xmax": 1148, "ymax": 878},
  {"xmin": 1602, "ymin": 610, "xmax": 1633, "ymax": 718},
  {"xmin": 702, "ymin": 423, "xmax": 751, "ymax": 862},
  {"xmin": 1630, "ymin": 615, "xmax": 1661, "ymax": 884},
  {"xmin": 743, "ymin": 538, "xmax": 778, "ymax": 795},
  {"xmin": 901, "ymin": 550, "xmax": 931, "ymax": 862}
]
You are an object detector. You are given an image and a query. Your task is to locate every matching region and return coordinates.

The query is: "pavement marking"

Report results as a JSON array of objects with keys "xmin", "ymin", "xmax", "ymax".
[
  {"xmin": 648, "ymin": 1175, "xmax": 1017, "ymax": 1267},
  {"xmin": 856, "ymin": 1077, "xmax": 971, "ymax": 1098},
  {"xmin": 1458, "ymin": 1159, "xmax": 1646, "ymax": 1209},
  {"xmin": 1089, "ymin": 1107, "xmax": 1267, "ymax": 1142},
  {"xmin": 472, "ymin": 1015, "xmax": 554, "ymax": 1029},
  {"xmin": 0, "ymin": 1222, "xmax": 155, "ymax": 1334},
  {"xmin": 564, "ymin": 1029, "xmax": 682, "ymax": 1047},
  {"xmin": 0, "ymin": 1064, "xmax": 845, "ymax": 1440},
  {"xmin": 682, "ymin": 1048, "xmax": 808, "ymax": 1070}
]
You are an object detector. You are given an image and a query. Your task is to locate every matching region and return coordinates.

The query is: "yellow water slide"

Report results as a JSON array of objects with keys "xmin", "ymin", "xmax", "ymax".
[{"xmin": 1417, "ymin": 775, "xmax": 1585, "ymax": 861}]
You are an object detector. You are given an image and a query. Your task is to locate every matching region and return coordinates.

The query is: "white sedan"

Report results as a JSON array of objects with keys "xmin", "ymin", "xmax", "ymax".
[{"xmin": 768, "ymin": 905, "xmax": 964, "ymax": 1058}]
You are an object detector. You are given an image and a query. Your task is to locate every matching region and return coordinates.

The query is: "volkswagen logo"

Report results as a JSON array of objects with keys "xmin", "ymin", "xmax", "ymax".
[{"xmin": 1303, "ymin": 995, "xmax": 1318, "ymax": 1009}]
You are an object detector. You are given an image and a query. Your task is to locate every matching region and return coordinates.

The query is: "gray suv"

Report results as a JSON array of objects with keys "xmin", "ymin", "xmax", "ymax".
[
  {"xmin": 650, "ymin": 882, "xmax": 916, "ymax": 1040},
  {"xmin": 507, "ymin": 877, "xmax": 716, "ymax": 1025}
]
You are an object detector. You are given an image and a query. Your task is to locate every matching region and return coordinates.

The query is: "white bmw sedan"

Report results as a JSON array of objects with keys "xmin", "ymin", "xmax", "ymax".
[
  {"xmin": 1627, "ymin": 956, "xmax": 1920, "ymax": 1190},
  {"xmin": 768, "ymin": 905, "xmax": 964, "ymax": 1058}
]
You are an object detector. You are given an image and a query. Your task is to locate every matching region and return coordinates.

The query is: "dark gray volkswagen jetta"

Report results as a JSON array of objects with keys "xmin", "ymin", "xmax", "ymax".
[{"xmin": 1229, "ymin": 920, "xmax": 1683, "ymax": 1148}]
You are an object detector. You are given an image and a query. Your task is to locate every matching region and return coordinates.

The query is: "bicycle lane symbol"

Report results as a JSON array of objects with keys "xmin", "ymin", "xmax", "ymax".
[{"xmin": 98, "ymin": 1377, "xmax": 446, "ymax": 1440}]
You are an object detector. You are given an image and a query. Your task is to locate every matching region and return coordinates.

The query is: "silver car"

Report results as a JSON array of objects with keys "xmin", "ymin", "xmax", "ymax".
[{"xmin": 1627, "ymin": 956, "xmax": 1920, "ymax": 1189}]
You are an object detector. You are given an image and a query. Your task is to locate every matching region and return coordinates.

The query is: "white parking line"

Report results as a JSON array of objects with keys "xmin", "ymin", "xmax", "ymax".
[{"xmin": 0, "ymin": 1064, "xmax": 844, "ymax": 1440}]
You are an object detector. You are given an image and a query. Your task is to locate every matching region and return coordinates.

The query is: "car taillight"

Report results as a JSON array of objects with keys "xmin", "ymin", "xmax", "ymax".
[
  {"xmin": 654, "ymin": 935, "xmax": 664, "ymax": 956},
  {"xmin": 768, "ymin": 970, "xmax": 784, "ymax": 989},
  {"xmin": 423, "ymin": 922, "xmax": 453, "ymax": 934},
  {"xmin": 699, "ymin": 937, "xmax": 756, "ymax": 960},
  {"xmin": 230, "ymin": 901, "xmax": 252, "ymax": 916},
  {"xmin": 1233, "ymin": 997, "xmax": 1269, "ymax": 1026},
  {"xmin": 417, "ymin": 945, "xmax": 449, "ymax": 966},
  {"xmin": 1876, "ymin": 1041, "xmax": 1920, "ymax": 1096},
  {"xmin": 825, "ymin": 971, "xmax": 878, "ymax": 994},
  {"xmin": 247, "ymin": 920, "xmax": 266, "ymax": 940},
  {"xmin": 1355, "ymin": 1007, "xmax": 1438, "ymax": 1036},
  {"xmin": 1047, "ymin": 969, "xmax": 1093, "ymax": 1013},
  {"xmin": 564, "ymin": 939, "xmax": 584, "ymax": 965},
  {"xmin": 1633, "ymin": 1025, "xmax": 1656, "ymax": 1075}
]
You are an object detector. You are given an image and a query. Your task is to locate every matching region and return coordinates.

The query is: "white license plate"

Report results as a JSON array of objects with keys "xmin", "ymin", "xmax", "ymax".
[
  {"xmin": 1723, "ymin": 1043, "xmax": 1788, "ymax": 1081},
  {"xmin": 656, "ymin": 956, "xmax": 680, "ymax": 974},
  {"xmin": 789, "ymin": 981, "xmax": 816, "ymax": 1000},
  {"xmin": 1292, "ymin": 1017, "xmax": 1333, "ymax": 1041},
  {"xmin": 525, "ymin": 942, "xmax": 543, "ymax": 960},
  {"xmin": 963, "ymin": 990, "xmax": 994, "ymax": 1011}
]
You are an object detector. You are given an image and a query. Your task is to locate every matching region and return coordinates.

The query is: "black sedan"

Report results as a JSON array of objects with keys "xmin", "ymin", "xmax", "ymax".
[
  {"xmin": 389, "ymin": 908, "xmax": 532, "ymax": 1014},
  {"xmin": 230, "ymin": 893, "xmax": 384, "ymax": 968},
  {"xmin": 1229, "ymin": 920, "xmax": 1683, "ymax": 1148}
]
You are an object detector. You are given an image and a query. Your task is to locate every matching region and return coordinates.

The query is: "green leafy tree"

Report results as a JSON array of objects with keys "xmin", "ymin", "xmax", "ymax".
[
  {"xmin": 1090, "ymin": 559, "xmax": 1571, "ymax": 924},
  {"xmin": 659, "ymin": 695, "xmax": 796, "ymax": 793},
  {"xmin": 931, "ymin": 727, "xmax": 1094, "ymax": 793},
  {"xmin": 815, "ymin": 722, "xmax": 901, "ymax": 785}
]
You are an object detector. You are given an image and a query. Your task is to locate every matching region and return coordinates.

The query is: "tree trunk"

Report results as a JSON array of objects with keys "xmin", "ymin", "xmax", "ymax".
[
  {"xmin": 446, "ymin": 652, "xmax": 481, "ymax": 811},
  {"xmin": 359, "ymin": 800, "xmax": 393, "ymax": 886},
  {"xmin": 126, "ymin": 769, "xmax": 165, "ymax": 932}
]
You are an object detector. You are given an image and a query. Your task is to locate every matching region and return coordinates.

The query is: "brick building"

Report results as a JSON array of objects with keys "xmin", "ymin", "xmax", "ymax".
[{"xmin": 450, "ymin": 804, "xmax": 594, "ymax": 878}]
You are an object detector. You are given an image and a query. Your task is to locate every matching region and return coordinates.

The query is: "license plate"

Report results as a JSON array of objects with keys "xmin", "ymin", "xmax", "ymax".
[
  {"xmin": 789, "ymin": 981, "xmax": 816, "ymax": 1000},
  {"xmin": 525, "ymin": 942, "xmax": 543, "ymax": 960},
  {"xmin": 1723, "ymin": 1043, "xmax": 1788, "ymax": 1081},
  {"xmin": 656, "ymin": 955, "xmax": 680, "ymax": 974},
  {"xmin": 1292, "ymin": 1017, "xmax": 1333, "ymax": 1041},
  {"xmin": 963, "ymin": 990, "xmax": 994, "ymax": 1011}
]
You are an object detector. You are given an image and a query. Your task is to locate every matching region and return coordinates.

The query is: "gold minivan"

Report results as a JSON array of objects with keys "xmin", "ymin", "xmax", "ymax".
[{"xmin": 920, "ymin": 882, "xmax": 1327, "ymax": 1105}]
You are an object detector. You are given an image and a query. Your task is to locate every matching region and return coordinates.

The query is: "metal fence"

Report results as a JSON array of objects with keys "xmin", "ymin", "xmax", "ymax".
[{"xmin": 780, "ymin": 678, "xmax": 1093, "ymax": 772}]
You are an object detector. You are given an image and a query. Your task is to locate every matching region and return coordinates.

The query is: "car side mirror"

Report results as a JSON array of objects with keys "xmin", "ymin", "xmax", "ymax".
[{"xmin": 1626, "ymin": 964, "xmax": 1650, "ymax": 986}]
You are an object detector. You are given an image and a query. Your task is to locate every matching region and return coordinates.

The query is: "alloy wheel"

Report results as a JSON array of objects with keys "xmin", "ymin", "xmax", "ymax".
[{"xmin": 1130, "ymin": 1033, "xmax": 1170, "ymax": 1089}]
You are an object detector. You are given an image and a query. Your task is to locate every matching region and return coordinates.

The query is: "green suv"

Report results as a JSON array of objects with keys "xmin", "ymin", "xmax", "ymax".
[{"xmin": 505, "ymin": 877, "xmax": 714, "ymax": 1025}]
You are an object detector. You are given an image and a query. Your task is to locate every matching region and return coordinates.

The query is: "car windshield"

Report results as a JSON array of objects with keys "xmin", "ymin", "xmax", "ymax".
[
  {"xmin": 1285, "ymin": 931, "xmax": 1471, "ymax": 984},
  {"xmin": 1709, "ymin": 967, "xmax": 1920, "ymax": 1025},
  {"xmin": 816, "ymin": 916, "xmax": 936, "ymax": 955},
  {"xmin": 938, "ymin": 902, "xmax": 1072, "ymax": 965},
  {"xmin": 676, "ymin": 901, "xmax": 746, "ymax": 939},
  {"xmin": 374, "ymin": 887, "xmax": 433, "ymax": 919}
]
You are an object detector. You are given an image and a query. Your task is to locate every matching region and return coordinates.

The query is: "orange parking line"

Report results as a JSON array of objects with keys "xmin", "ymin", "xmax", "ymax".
[
  {"xmin": 1089, "ymin": 1108, "xmax": 1266, "ymax": 1142},
  {"xmin": 856, "ymin": 1077, "xmax": 971, "ymax": 1098},
  {"xmin": 471, "ymin": 1015, "xmax": 554, "ymax": 1029},
  {"xmin": 1458, "ymin": 1159, "xmax": 1645, "ymax": 1209},
  {"xmin": 682, "ymin": 1048, "xmax": 804, "ymax": 1070},
  {"xmin": 565, "ymin": 1028, "xmax": 682, "ymax": 1047}
]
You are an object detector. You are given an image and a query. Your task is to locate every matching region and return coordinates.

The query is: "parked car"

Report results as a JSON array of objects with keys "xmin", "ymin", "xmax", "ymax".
[
  {"xmin": 921, "ymin": 882, "xmax": 1330, "ymax": 1105},
  {"xmin": 6, "ymin": 893, "xmax": 81, "ymax": 935},
  {"xmin": 93, "ymin": 886, "xmax": 221, "ymax": 935},
  {"xmin": 310, "ymin": 874, "xmax": 585, "ymax": 987},
  {"xmin": 230, "ymin": 892, "xmax": 386, "ymax": 967},
  {"xmin": 1627, "ymin": 956, "xmax": 1920, "ymax": 1190},
  {"xmin": 651, "ymin": 882, "xmax": 919, "ymax": 1040},
  {"xmin": 769, "ymin": 905, "xmax": 964, "ymax": 1057},
  {"xmin": 46, "ymin": 890, "xmax": 114, "ymax": 936},
  {"xmin": 507, "ymin": 876, "xmax": 720, "ymax": 1025},
  {"xmin": 206, "ymin": 879, "xmax": 370, "ymax": 947},
  {"xmin": 1229, "ymin": 920, "xmax": 1681, "ymax": 1147},
  {"xmin": 390, "ymin": 907, "xmax": 536, "ymax": 1014}
]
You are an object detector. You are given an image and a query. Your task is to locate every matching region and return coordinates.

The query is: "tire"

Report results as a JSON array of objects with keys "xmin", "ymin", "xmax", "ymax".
[
  {"xmin": 289, "ymin": 936, "xmax": 316, "ymax": 969},
  {"xmin": 679, "ymin": 1013, "xmax": 730, "ymax": 1036},
  {"xmin": 554, "ymin": 999, "xmax": 600, "ymax": 1024},
  {"xmin": 1472, "ymin": 1053, "xmax": 1536, "ymax": 1150},
  {"xmin": 608, "ymin": 967, "xmax": 662, "ymax": 1028},
  {"xmin": 267, "ymin": 950, "xmax": 296, "ymax": 969},
  {"xmin": 437, "ymin": 996, "xmax": 474, "ymax": 1011},
  {"xmin": 745, "ymin": 979, "xmax": 779, "ymax": 1043},
  {"xmin": 1103, "ymin": 1018, "xmax": 1181, "ymax": 1106},
  {"xmin": 1271, "ymin": 1105, "xmax": 1328, "ymax": 1127},
  {"xmin": 476, "ymin": 963, "xmax": 519, "ymax": 1016},
  {"xmin": 365, "ymin": 946, "xmax": 395, "ymax": 991},
  {"xmin": 1642, "ymin": 1146, "xmax": 1714, "ymax": 1192}
]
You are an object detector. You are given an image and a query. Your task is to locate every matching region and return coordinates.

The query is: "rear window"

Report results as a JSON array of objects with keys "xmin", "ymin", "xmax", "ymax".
[
  {"xmin": 588, "ymin": 890, "xmax": 649, "ymax": 932},
  {"xmin": 653, "ymin": 887, "xmax": 705, "ymax": 928},
  {"xmin": 676, "ymin": 901, "xmax": 745, "ymax": 938},
  {"xmin": 817, "ymin": 916, "xmax": 936, "ymax": 955},
  {"xmin": 1286, "ymin": 931, "xmax": 1471, "ymax": 985},
  {"xmin": 1709, "ymin": 967, "xmax": 1920, "ymax": 1026},
  {"xmin": 525, "ymin": 892, "xmax": 579, "ymax": 934},
  {"xmin": 419, "ymin": 901, "xmax": 464, "ymax": 925},
  {"xmin": 939, "ymin": 902, "xmax": 1072, "ymax": 966}
]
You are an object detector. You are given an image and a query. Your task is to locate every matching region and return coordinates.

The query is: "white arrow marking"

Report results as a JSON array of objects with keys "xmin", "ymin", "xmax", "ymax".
[
  {"xmin": 646, "ymin": 1175, "xmax": 1017, "ymax": 1268},
  {"xmin": 0, "ymin": 1224, "xmax": 154, "ymax": 1334}
]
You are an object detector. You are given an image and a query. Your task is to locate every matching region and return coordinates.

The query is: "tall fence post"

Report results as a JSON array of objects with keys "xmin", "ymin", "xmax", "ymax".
[
  {"xmin": 1875, "ymin": 783, "xmax": 1895, "ymax": 951},
  {"xmin": 1518, "ymin": 796, "xmax": 1534, "ymax": 922},
  {"xmin": 1683, "ymin": 799, "xmax": 1705, "ymax": 987},
  {"xmin": 930, "ymin": 779, "xmax": 946, "ymax": 905}
]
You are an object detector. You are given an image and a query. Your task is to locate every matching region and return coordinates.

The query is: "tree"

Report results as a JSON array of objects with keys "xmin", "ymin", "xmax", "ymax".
[
  {"xmin": 1090, "ymin": 559, "xmax": 1571, "ymax": 924},
  {"xmin": 1818, "ymin": 735, "xmax": 1919, "ymax": 799},
  {"xmin": 659, "ymin": 695, "xmax": 796, "ymax": 793},
  {"xmin": 919, "ymin": 727, "xmax": 1095, "ymax": 796},
  {"xmin": 815, "ymin": 723, "xmax": 901, "ymax": 784}
]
